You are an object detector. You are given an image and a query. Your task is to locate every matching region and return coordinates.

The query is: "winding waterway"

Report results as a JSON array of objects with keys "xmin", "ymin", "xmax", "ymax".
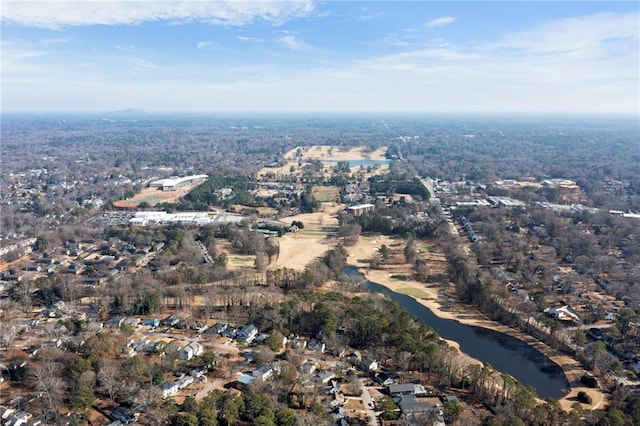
[{"xmin": 345, "ymin": 267, "xmax": 570, "ymax": 399}]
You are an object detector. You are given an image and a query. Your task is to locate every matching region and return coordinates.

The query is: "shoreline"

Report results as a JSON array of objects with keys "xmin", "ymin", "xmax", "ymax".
[{"xmin": 350, "ymin": 263, "xmax": 608, "ymax": 411}]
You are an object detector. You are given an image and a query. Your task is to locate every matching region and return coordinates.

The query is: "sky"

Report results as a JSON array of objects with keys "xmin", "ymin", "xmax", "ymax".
[{"xmin": 1, "ymin": 1, "xmax": 639, "ymax": 113}]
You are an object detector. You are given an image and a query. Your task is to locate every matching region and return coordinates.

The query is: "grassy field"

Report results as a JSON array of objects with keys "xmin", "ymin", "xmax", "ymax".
[
  {"xmin": 312, "ymin": 185, "xmax": 340, "ymax": 202},
  {"xmin": 396, "ymin": 287, "xmax": 432, "ymax": 299},
  {"xmin": 230, "ymin": 257, "xmax": 250, "ymax": 265},
  {"xmin": 135, "ymin": 195, "xmax": 170, "ymax": 204}
]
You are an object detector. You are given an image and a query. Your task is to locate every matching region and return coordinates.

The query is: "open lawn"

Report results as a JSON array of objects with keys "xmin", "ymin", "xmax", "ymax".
[
  {"xmin": 312, "ymin": 185, "xmax": 340, "ymax": 202},
  {"xmin": 396, "ymin": 287, "xmax": 433, "ymax": 299}
]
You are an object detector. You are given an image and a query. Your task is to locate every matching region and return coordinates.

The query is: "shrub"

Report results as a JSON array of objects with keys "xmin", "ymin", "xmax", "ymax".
[
  {"xmin": 577, "ymin": 391, "xmax": 592, "ymax": 404},
  {"xmin": 580, "ymin": 374, "xmax": 598, "ymax": 388}
]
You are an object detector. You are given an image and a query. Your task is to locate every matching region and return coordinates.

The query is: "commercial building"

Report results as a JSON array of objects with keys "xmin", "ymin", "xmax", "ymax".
[{"xmin": 149, "ymin": 174, "xmax": 208, "ymax": 191}]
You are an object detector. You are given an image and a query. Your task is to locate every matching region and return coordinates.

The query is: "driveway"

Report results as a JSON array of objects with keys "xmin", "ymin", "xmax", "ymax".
[{"xmin": 358, "ymin": 378, "xmax": 378, "ymax": 426}]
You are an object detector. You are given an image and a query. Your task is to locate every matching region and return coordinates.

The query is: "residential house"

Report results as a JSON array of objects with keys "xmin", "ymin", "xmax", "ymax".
[
  {"xmin": 208, "ymin": 322, "xmax": 229, "ymax": 335},
  {"xmin": 176, "ymin": 375, "xmax": 194, "ymax": 389},
  {"xmin": 545, "ymin": 305, "xmax": 580, "ymax": 323},
  {"xmin": 346, "ymin": 350, "xmax": 361, "ymax": 362},
  {"xmin": 307, "ymin": 340, "xmax": 325, "ymax": 353},
  {"xmin": 300, "ymin": 363, "xmax": 317, "ymax": 375},
  {"xmin": 318, "ymin": 370, "xmax": 336, "ymax": 384},
  {"xmin": 0, "ymin": 406, "xmax": 16, "ymax": 421},
  {"xmin": 237, "ymin": 324, "xmax": 259, "ymax": 343},
  {"xmin": 288, "ymin": 338, "xmax": 307, "ymax": 351},
  {"xmin": 110, "ymin": 408, "xmax": 139, "ymax": 424},
  {"xmin": 124, "ymin": 317, "xmax": 140, "ymax": 328},
  {"xmin": 142, "ymin": 318, "xmax": 160, "ymax": 327},
  {"xmin": 397, "ymin": 396, "xmax": 444, "ymax": 425},
  {"xmin": 330, "ymin": 392, "xmax": 345, "ymax": 407},
  {"xmin": 334, "ymin": 407, "xmax": 348, "ymax": 421},
  {"xmin": 252, "ymin": 362, "xmax": 283, "ymax": 382},
  {"xmin": 237, "ymin": 373, "xmax": 255, "ymax": 385},
  {"xmin": 159, "ymin": 381, "xmax": 179, "ymax": 399},
  {"xmin": 253, "ymin": 365, "xmax": 277, "ymax": 382},
  {"xmin": 180, "ymin": 341, "xmax": 204, "ymax": 361},
  {"xmin": 106, "ymin": 316, "xmax": 126, "ymax": 328},
  {"xmin": 359, "ymin": 357, "xmax": 378, "ymax": 372},
  {"xmin": 376, "ymin": 372, "xmax": 398, "ymax": 386},
  {"xmin": 388, "ymin": 383, "xmax": 427, "ymax": 397},
  {"xmin": 161, "ymin": 315, "xmax": 183, "ymax": 328},
  {"xmin": 222, "ymin": 327, "xmax": 237, "ymax": 339},
  {"xmin": 66, "ymin": 262, "xmax": 84, "ymax": 275},
  {"xmin": 4, "ymin": 411, "xmax": 31, "ymax": 426}
]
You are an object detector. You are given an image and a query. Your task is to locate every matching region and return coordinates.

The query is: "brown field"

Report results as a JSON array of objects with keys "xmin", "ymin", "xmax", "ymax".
[
  {"xmin": 283, "ymin": 145, "xmax": 387, "ymax": 162},
  {"xmin": 113, "ymin": 186, "xmax": 183, "ymax": 208},
  {"xmin": 272, "ymin": 202, "xmax": 342, "ymax": 269},
  {"xmin": 312, "ymin": 185, "xmax": 341, "ymax": 203}
]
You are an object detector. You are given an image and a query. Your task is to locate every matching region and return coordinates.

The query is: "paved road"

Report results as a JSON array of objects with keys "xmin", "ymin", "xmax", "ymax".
[
  {"xmin": 566, "ymin": 323, "xmax": 614, "ymax": 331},
  {"xmin": 358, "ymin": 378, "xmax": 378, "ymax": 426},
  {"xmin": 139, "ymin": 330, "xmax": 240, "ymax": 354},
  {"xmin": 194, "ymin": 378, "xmax": 228, "ymax": 400}
]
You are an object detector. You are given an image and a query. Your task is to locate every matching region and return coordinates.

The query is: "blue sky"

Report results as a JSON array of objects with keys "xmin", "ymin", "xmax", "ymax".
[{"xmin": 2, "ymin": 1, "xmax": 638, "ymax": 113}]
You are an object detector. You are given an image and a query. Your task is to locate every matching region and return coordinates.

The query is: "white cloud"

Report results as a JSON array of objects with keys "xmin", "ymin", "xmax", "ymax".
[
  {"xmin": 42, "ymin": 37, "xmax": 71, "ymax": 44},
  {"xmin": 279, "ymin": 35, "xmax": 307, "ymax": 50},
  {"xmin": 1, "ymin": 0, "xmax": 317, "ymax": 29},
  {"xmin": 128, "ymin": 58, "xmax": 165, "ymax": 72},
  {"xmin": 116, "ymin": 44, "xmax": 136, "ymax": 52},
  {"xmin": 196, "ymin": 41, "xmax": 218, "ymax": 49},
  {"xmin": 1, "ymin": 9, "xmax": 637, "ymax": 113},
  {"xmin": 237, "ymin": 36, "xmax": 265, "ymax": 43},
  {"xmin": 0, "ymin": 40, "xmax": 48, "ymax": 73},
  {"xmin": 496, "ymin": 12, "xmax": 638, "ymax": 53},
  {"xmin": 425, "ymin": 16, "xmax": 456, "ymax": 29}
]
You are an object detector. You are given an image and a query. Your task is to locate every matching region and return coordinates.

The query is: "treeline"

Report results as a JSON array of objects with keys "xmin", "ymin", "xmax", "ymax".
[
  {"xmin": 167, "ymin": 390, "xmax": 303, "ymax": 426},
  {"xmin": 179, "ymin": 175, "xmax": 257, "ymax": 210},
  {"xmin": 368, "ymin": 174, "xmax": 430, "ymax": 200},
  {"xmin": 339, "ymin": 203, "xmax": 441, "ymax": 238}
]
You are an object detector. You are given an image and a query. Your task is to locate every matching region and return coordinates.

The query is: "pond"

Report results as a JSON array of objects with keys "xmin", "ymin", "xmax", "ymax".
[
  {"xmin": 324, "ymin": 159, "xmax": 391, "ymax": 168},
  {"xmin": 344, "ymin": 267, "xmax": 569, "ymax": 399}
]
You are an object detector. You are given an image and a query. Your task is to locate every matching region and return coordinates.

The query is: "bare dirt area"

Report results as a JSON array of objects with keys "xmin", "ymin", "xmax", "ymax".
[{"xmin": 113, "ymin": 186, "xmax": 183, "ymax": 208}]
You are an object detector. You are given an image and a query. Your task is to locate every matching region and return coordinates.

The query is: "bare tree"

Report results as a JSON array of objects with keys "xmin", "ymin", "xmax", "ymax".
[
  {"xmin": 98, "ymin": 360, "xmax": 123, "ymax": 402},
  {"xmin": 30, "ymin": 359, "xmax": 65, "ymax": 420}
]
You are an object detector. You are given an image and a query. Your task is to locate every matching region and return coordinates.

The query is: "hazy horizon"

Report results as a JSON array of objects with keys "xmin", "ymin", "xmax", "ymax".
[{"xmin": 2, "ymin": 1, "xmax": 638, "ymax": 114}]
